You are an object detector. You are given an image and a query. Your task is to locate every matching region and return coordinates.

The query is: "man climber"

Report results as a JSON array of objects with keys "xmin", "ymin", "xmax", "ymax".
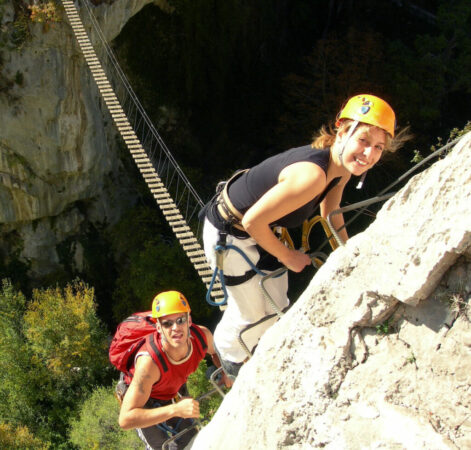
[{"xmin": 118, "ymin": 290, "xmax": 229, "ymax": 449}]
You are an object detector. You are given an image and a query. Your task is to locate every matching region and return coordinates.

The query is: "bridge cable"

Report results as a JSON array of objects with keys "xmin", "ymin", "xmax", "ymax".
[{"xmin": 61, "ymin": 0, "xmax": 225, "ymax": 302}]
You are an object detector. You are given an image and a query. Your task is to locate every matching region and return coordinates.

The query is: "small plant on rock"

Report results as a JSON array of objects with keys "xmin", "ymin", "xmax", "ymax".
[
  {"xmin": 28, "ymin": 1, "xmax": 61, "ymax": 32},
  {"xmin": 376, "ymin": 319, "xmax": 394, "ymax": 335},
  {"xmin": 449, "ymin": 293, "xmax": 470, "ymax": 321}
]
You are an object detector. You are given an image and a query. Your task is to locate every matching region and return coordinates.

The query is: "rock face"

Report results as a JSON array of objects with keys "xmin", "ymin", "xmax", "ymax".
[
  {"xmin": 0, "ymin": 0, "xmax": 153, "ymax": 276},
  {"xmin": 191, "ymin": 132, "xmax": 471, "ymax": 449}
]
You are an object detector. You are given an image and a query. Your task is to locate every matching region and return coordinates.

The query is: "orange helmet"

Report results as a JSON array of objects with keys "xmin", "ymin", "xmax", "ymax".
[
  {"xmin": 152, "ymin": 291, "xmax": 191, "ymax": 318},
  {"xmin": 336, "ymin": 94, "xmax": 396, "ymax": 137}
]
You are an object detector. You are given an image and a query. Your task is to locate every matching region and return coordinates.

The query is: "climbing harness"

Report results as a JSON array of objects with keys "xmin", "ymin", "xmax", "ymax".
[
  {"xmin": 205, "ymin": 226, "xmax": 294, "ymax": 307},
  {"xmin": 162, "ymin": 422, "xmax": 200, "ymax": 450},
  {"xmin": 206, "ymin": 208, "xmax": 342, "ymax": 358},
  {"xmin": 206, "ymin": 239, "xmax": 281, "ymax": 307},
  {"xmin": 216, "ymin": 169, "xmax": 249, "ymax": 231}
]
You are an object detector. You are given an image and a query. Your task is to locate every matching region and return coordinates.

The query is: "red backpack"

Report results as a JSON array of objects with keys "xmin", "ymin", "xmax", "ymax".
[{"xmin": 109, "ymin": 311, "xmax": 162, "ymax": 375}]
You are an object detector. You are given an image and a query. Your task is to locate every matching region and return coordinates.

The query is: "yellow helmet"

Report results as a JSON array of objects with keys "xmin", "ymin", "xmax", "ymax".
[
  {"xmin": 336, "ymin": 94, "xmax": 396, "ymax": 137},
  {"xmin": 152, "ymin": 291, "xmax": 191, "ymax": 318}
]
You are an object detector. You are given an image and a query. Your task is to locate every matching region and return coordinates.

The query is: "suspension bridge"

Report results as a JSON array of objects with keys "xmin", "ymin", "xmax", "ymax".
[{"xmin": 61, "ymin": 0, "xmax": 225, "ymax": 304}]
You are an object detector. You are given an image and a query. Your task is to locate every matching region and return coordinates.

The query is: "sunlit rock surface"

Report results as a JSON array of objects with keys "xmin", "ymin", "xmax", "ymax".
[{"xmin": 191, "ymin": 133, "xmax": 471, "ymax": 449}]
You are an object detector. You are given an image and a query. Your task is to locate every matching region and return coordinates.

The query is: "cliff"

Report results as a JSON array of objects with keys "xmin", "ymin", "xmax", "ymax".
[
  {"xmin": 191, "ymin": 132, "xmax": 471, "ymax": 449},
  {"xmin": 0, "ymin": 0, "xmax": 153, "ymax": 277}
]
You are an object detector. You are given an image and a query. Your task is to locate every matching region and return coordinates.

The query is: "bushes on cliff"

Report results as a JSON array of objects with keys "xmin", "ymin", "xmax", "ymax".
[{"xmin": 0, "ymin": 279, "xmax": 111, "ymax": 446}]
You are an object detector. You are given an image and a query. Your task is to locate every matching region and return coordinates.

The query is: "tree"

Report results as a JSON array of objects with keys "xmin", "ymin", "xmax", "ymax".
[
  {"xmin": 277, "ymin": 28, "xmax": 388, "ymax": 149},
  {"xmin": 24, "ymin": 280, "xmax": 109, "ymax": 383},
  {"xmin": 0, "ymin": 279, "xmax": 111, "ymax": 446},
  {"xmin": 0, "ymin": 423, "xmax": 49, "ymax": 450},
  {"xmin": 22, "ymin": 281, "xmax": 112, "ymax": 443},
  {"xmin": 0, "ymin": 280, "xmax": 40, "ymax": 430}
]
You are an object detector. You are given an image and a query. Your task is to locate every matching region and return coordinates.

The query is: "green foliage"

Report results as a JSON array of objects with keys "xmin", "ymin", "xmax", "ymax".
[
  {"xmin": 0, "ymin": 279, "xmax": 111, "ymax": 446},
  {"xmin": 448, "ymin": 121, "xmax": 471, "ymax": 141},
  {"xmin": 0, "ymin": 280, "xmax": 40, "ymax": 429},
  {"xmin": 411, "ymin": 149, "xmax": 424, "ymax": 163},
  {"xmin": 24, "ymin": 280, "xmax": 109, "ymax": 382},
  {"xmin": 406, "ymin": 353, "xmax": 417, "ymax": 366},
  {"xmin": 69, "ymin": 386, "xmax": 142, "ymax": 449},
  {"xmin": 376, "ymin": 319, "xmax": 394, "ymax": 335},
  {"xmin": 411, "ymin": 121, "xmax": 471, "ymax": 162},
  {"xmin": 0, "ymin": 422, "xmax": 49, "ymax": 449},
  {"xmin": 5, "ymin": 1, "xmax": 32, "ymax": 50},
  {"xmin": 187, "ymin": 359, "xmax": 224, "ymax": 423}
]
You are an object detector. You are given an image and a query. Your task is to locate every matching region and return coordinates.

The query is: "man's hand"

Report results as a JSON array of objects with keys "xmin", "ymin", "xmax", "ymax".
[
  {"xmin": 175, "ymin": 398, "xmax": 200, "ymax": 418},
  {"xmin": 221, "ymin": 372, "xmax": 234, "ymax": 388}
]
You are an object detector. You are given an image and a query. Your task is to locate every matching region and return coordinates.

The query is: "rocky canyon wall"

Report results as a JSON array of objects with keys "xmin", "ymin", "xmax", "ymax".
[
  {"xmin": 191, "ymin": 132, "xmax": 471, "ymax": 449},
  {"xmin": 0, "ymin": 0, "xmax": 153, "ymax": 277}
]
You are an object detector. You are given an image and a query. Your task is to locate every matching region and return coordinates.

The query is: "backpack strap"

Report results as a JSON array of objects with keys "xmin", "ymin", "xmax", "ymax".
[
  {"xmin": 146, "ymin": 334, "xmax": 169, "ymax": 373},
  {"xmin": 142, "ymin": 326, "xmax": 206, "ymax": 375},
  {"xmin": 190, "ymin": 324, "xmax": 208, "ymax": 352},
  {"xmin": 125, "ymin": 338, "xmax": 146, "ymax": 373}
]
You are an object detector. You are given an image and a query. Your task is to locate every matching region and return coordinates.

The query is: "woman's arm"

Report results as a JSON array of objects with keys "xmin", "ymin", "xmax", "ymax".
[
  {"xmin": 319, "ymin": 175, "xmax": 350, "ymax": 244},
  {"xmin": 119, "ymin": 356, "xmax": 199, "ymax": 430},
  {"xmin": 241, "ymin": 161, "xmax": 327, "ymax": 272}
]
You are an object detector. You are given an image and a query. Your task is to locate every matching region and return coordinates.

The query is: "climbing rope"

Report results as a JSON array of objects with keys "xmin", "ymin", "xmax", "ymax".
[{"xmin": 61, "ymin": 0, "xmax": 225, "ymax": 303}]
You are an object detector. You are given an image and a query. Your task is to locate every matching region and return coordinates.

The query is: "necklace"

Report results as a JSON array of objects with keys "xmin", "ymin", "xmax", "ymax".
[{"xmin": 165, "ymin": 340, "xmax": 193, "ymax": 365}]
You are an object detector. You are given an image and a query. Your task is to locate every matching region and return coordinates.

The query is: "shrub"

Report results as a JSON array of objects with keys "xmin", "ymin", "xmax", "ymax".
[
  {"xmin": 69, "ymin": 386, "xmax": 142, "ymax": 449},
  {"xmin": 0, "ymin": 422, "xmax": 49, "ymax": 449}
]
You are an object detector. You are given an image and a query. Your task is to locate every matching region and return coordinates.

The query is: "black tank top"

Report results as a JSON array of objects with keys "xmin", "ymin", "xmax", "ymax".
[{"xmin": 228, "ymin": 145, "xmax": 340, "ymax": 228}]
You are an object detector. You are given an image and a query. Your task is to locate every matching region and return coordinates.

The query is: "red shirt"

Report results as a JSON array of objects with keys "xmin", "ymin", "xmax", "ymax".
[{"xmin": 126, "ymin": 324, "xmax": 207, "ymax": 401}]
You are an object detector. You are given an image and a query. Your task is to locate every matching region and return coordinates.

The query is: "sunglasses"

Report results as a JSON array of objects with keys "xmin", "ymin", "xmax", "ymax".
[{"xmin": 160, "ymin": 315, "xmax": 188, "ymax": 329}]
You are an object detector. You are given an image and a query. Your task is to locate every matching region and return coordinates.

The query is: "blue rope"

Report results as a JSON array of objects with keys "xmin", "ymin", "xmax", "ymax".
[
  {"xmin": 206, "ymin": 264, "xmax": 228, "ymax": 307},
  {"xmin": 148, "ymin": 398, "xmax": 191, "ymax": 436},
  {"xmin": 157, "ymin": 417, "xmax": 187, "ymax": 436},
  {"xmin": 205, "ymin": 243, "xmax": 284, "ymax": 307}
]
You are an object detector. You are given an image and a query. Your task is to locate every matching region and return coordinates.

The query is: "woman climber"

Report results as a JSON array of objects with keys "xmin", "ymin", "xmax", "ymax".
[{"xmin": 201, "ymin": 94, "xmax": 410, "ymax": 380}]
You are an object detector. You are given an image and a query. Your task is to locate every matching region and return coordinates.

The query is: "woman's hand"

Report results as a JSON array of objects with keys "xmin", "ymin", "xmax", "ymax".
[
  {"xmin": 279, "ymin": 248, "xmax": 311, "ymax": 272},
  {"xmin": 242, "ymin": 161, "xmax": 327, "ymax": 267}
]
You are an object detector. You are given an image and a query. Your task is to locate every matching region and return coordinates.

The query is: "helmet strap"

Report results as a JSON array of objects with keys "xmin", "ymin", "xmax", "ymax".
[
  {"xmin": 356, "ymin": 171, "xmax": 367, "ymax": 189},
  {"xmin": 338, "ymin": 120, "xmax": 359, "ymax": 168}
]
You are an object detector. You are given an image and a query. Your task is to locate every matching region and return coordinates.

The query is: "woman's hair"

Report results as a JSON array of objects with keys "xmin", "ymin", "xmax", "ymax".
[{"xmin": 311, "ymin": 119, "xmax": 412, "ymax": 153}]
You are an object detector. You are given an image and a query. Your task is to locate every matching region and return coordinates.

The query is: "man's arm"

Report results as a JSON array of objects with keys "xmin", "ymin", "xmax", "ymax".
[
  {"xmin": 119, "ymin": 355, "xmax": 199, "ymax": 430},
  {"xmin": 199, "ymin": 325, "xmax": 233, "ymax": 387}
]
